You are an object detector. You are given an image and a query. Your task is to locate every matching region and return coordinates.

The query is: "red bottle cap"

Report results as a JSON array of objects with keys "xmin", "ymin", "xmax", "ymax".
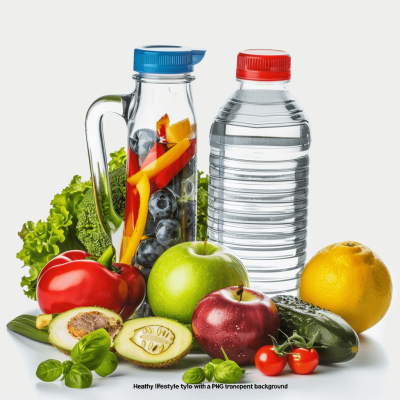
[{"xmin": 236, "ymin": 50, "xmax": 291, "ymax": 81}]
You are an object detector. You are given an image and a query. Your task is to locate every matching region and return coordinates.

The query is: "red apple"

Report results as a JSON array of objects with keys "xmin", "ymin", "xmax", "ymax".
[{"xmin": 191, "ymin": 285, "xmax": 280, "ymax": 365}]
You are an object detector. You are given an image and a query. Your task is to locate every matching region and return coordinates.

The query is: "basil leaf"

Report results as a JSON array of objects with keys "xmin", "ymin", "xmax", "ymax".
[
  {"xmin": 71, "ymin": 329, "xmax": 111, "ymax": 370},
  {"xmin": 214, "ymin": 360, "xmax": 243, "ymax": 384},
  {"xmin": 203, "ymin": 363, "xmax": 214, "ymax": 382},
  {"xmin": 204, "ymin": 359, "xmax": 223, "ymax": 382},
  {"xmin": 210, "ymin": 358, "xmax": 224, "ymax": 367},
  {"xmin": 182, "ymin": 367, "xmax": 205, "ymax": 384},
  {"xmin": 94, "ymin": 352, "xmax": 118, "ymax": 377},
  {"xmin": 65, "ymin": 364, "xmax": 93, "ymax": 389},
  {"xmin": 36, "ymin": 359, "xmax": 62, "ymax": 382},
  {"xmin": 61, "ymin": 361, "xmax": 74, "ymax": 381}
]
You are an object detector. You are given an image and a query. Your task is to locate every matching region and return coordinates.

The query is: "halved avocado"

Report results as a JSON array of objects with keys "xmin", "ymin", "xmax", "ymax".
[
  {"xmin": 48, "ymin": 307, "xmax": 122, "ymax": 355},
  {"xmin": 114, "ymin": 317, "xmax": 192, "ymax": 368}
]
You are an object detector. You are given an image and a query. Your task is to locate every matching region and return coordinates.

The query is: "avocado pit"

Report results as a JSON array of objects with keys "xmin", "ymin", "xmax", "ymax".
[
  {"xmin": 48, "ymin": 307, "xmax": 123, "ymax": 355},
  {"xmin": 67, "ymin": 311, "xmax": 122, "ymax": 340}
]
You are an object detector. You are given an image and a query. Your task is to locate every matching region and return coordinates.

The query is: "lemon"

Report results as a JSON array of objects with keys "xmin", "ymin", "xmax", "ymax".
[{"xmin": 299, "ymin": 241, "xmax": 392, "ymax": 333}]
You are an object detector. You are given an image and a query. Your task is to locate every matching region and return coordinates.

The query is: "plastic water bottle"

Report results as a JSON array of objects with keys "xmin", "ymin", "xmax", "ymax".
[{"xmin": 207, "ymin": 50, "xmax": 311, "ymax": 297}]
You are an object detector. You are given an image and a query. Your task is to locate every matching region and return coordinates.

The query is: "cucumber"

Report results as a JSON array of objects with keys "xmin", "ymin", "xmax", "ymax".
[
  {"xmin": 271, "ymin": 295, "xmax": 359, "ymax": 363},
  {"xmin": 7, "ymin": 314, "xmax": 49, "ymax": 343}
]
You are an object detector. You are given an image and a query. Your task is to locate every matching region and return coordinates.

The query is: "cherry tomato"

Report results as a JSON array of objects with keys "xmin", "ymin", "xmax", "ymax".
[
  {"xmin": 255, "ymin": 346, "xmax": 287, "ymax": 376},
  {"xmin": 288, "ymin": 348, "xmax": 319, "ymax": 374}
]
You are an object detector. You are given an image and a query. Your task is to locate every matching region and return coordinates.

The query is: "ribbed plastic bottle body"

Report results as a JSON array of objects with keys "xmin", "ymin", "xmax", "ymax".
[{"xmin": 208, "ymin": 80, "xmax": 311, "ymax": 296}]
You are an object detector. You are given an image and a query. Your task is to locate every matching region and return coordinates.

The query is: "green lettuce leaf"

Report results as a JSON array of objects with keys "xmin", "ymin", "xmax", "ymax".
[{"xmin": 108, "ymin": 148, "xmax": 127, "ymax": 172}]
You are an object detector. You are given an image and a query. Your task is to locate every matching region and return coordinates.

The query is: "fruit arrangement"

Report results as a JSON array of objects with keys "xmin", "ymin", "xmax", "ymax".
[
  {"xmin": 7, "ymin": 237, "xmax": 393, "ymax": 388},
  {"xmin": 9, "ymin": 115, "xmax": 394, "ymax": 388}
]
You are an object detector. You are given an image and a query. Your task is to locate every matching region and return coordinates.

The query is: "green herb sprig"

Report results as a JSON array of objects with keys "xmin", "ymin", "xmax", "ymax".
[
  {"xmin": 36, "ymin": 359, "xmax": 62, "ymax": 382},
  {"xmin": 65, "ymin": 364, "xmax": 93, "ymax": 389},
  {"xmin": 94, "ymin": 352, "xmax": 118, "ymax": 377},
  {"xmin": 36, "ymin": 329, "xmax": 117, "ymax": 389},
  {"xmin": 61, "ymin": 361, "xmax": 73, "ymax": 381},
  {"xmin": 70, "ymin": 329, "xmax": 111, "ymax": 370},
  {"xmin": 182, "ymin": 368, "xmax": 206, "ymax": 384},
  {"xmin": 182, "ymin": 347, "xmax": 245, "ymax": 384}
]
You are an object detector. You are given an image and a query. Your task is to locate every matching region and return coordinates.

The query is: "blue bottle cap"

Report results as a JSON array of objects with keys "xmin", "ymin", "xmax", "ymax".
[{"xmin": 134, "ymin": 45, "xmax": 206, "ymax": 74}]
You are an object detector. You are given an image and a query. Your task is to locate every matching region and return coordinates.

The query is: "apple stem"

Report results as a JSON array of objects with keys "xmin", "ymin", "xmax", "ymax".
[
  {"xmin": 203, "ymin": 236, "xmax": 208, "ymax": 255},
  {"xmin": 236, "ymin": 281, "xmax": 244, "ymax": 302}
]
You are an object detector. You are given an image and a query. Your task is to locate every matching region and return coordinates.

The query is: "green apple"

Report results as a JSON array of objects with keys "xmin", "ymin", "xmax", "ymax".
[{"xmin": 147, "ymin": 241, "xmax": 249, "ymax": 324}]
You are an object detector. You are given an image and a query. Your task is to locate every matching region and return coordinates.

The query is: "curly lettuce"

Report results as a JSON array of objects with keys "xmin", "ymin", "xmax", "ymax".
[{"xmin": 108, "ymin": 147, "xmax": 127, "ymax": 172}]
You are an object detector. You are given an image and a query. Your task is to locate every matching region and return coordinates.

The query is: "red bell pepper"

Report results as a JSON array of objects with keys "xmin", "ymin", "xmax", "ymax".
[
  {"xmin": 37, "ymin": 247, "xmax": 145, "ymax": 321},
  {"xmin": 141, "ymin": 142, "xmax": 165, "ymax": 169},
  {"xmin": 125, "ymin": 147, "xmax": 141, "ymax": 236},
  {"xmin": 155, "ymin": 138, "xmax": 196, "ymax": 189},
  {"xmin": 128, "ymin": 139, "xmax": 190, "ymax": 186},
  {"xmin": 149, "ymin": 178, "xmax": 159, "ymax": 195},
  {"xmin": 156, "ymin": 113, "xmax": 170, "ymax": 142},
  {"xmin": 127, "ymin": 146, "xmax": 140, "ymax": 177}
]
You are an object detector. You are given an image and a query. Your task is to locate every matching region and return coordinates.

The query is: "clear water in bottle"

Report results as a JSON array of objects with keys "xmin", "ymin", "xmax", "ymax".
[{"xmin": 207, "ymin": 50, "xmax": 311, "ymax": 296}]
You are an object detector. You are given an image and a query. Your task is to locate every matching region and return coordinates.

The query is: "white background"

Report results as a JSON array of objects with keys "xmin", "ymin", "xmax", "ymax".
[{"xmin": 1, "ymin": 1, "xmax": 399, "ymax": 399}]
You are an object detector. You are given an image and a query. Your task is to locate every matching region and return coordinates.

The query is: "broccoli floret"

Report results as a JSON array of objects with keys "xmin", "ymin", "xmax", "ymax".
[
  {"xmin": 105, "ymin": 163, "xmax": 126, "ymax": 216},
  {"xmin": 76, "ymin": 165, "xmax": 126, "ymax": 257}
]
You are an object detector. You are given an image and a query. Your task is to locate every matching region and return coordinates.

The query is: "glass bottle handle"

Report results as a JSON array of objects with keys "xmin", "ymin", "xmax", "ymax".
[{"xmin": 85, "ymin": 94, "xmax": 132, "ymax": 261}]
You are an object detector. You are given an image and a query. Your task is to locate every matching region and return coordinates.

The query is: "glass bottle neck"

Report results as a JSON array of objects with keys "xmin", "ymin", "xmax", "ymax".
[
  {"xmin": 133, "ymin": 73, "xmax": 195, "ymax": 84},
  {"xmin": 129, "ymin": 72, "xmax": 196, "ymax": 125},
  {"xmin": 237, "ymin": 79, "xmax": 290, "ymax": 91}
]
